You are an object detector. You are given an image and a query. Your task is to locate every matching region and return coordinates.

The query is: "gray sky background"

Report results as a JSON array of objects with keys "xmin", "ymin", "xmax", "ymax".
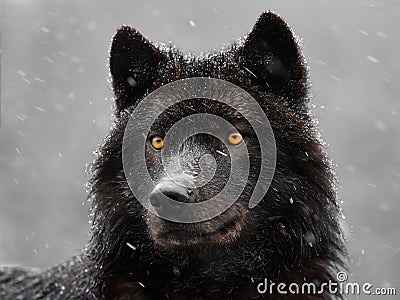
[{"xmin": 1, "ymin": 1, "xmax": 399, "ymax": 299}]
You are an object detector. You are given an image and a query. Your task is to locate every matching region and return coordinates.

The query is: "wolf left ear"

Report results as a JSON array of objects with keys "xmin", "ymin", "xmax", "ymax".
[
  {"xmin": 240, "ymin": 12, "xmax": 307, "ymax": 111},
  {"xmin": 110, "ymin": 26, "xmax": 164, "ymax": 111}
]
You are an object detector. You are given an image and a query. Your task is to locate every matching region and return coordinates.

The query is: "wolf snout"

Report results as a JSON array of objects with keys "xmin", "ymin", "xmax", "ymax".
[{"xmin": 150, "ymin": 182, "xmax": 196, "ymax": 214}]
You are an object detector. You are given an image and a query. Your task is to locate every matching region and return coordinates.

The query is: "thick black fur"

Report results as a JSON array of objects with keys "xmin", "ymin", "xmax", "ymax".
[{"xmin": 0, "ymin": 12, "xmax": 346, "ymax": 299}]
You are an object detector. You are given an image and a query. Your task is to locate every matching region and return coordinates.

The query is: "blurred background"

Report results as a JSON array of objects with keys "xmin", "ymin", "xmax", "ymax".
[{"xmin": 1, "ymin": 0, "xmax": 399, "ymax": 298}]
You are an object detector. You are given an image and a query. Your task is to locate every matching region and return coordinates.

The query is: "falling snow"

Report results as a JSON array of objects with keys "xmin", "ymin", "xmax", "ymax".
[
  {"xmin": 34, "ymin": 77, "xmax": 46, "ymax": 83},
  {"xmin": 40, "ymin": 26, "xmax": 50, "ymax": 33},
  {"xmin": 34, "ymin": 106, "xmax": 46, "ymax": 112},
  {"xmin": 367, "ymin": 55, "xmax": 379, "ymax": 63},
  {"xmin": 126, "ymin": 242, "xmax": 137, "ymax": 251},
  {"xmin": 127, "ymin": 76, "xmax": 137, "ymax": 87}
]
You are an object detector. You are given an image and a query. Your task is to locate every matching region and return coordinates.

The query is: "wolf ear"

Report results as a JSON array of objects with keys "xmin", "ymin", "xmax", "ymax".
[
  {"xmin": 240, "ymin": 12, "xmax": 307, "ymax": 111},
  {"xmin": 110, "ymin": 26, "xmax": 164, "ymax": 111}
]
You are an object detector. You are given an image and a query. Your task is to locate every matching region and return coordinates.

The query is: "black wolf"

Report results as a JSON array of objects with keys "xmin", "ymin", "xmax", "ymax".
[{"xmin": 0, "ymin": 12, "xmax": 345, "ymax": 299}]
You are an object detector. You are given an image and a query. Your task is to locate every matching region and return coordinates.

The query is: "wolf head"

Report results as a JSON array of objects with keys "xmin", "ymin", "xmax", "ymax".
[{"xmin": 88, "ymin": 11, "xmax": 344, "ymax": 285}]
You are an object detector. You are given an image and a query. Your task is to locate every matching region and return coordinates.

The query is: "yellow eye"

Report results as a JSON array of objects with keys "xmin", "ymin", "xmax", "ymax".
[
  {"xmin": 150, "ymin": 136, "xmax": 164, "ymax": 150},
  {"xmin": 227, "ymin": 132, "xmax": 243, "ymax": 145}
]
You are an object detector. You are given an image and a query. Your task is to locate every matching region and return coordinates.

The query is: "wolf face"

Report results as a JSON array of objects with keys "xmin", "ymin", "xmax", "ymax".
[
  {"xmin": 143, "ymin": 98, "xmax": 256, "ymax": 248},
  {"xmin": 86, "ymin": 11, "xmax": 344, "ymax": 298}
]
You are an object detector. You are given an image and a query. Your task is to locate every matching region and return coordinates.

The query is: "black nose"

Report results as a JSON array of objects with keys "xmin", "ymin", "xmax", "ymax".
[{"xmin": 149, "ymin": 183, "xmax": 195, "ymax": 214}]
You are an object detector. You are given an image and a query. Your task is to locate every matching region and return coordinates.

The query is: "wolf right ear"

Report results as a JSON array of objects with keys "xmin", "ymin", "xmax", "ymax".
[
  {"xmin": 240, "ymin": 12, "xmax": 307, "ymax": 111},
  {"xmin": 110, "ymin": 26, "xmax": 164, "ymax": 111}
]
